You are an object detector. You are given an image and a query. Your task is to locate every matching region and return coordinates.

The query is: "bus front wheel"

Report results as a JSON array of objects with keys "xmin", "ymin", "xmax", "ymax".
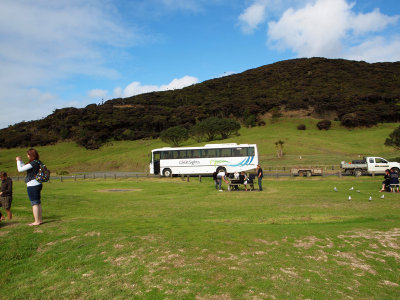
[{"xmin": 163, "ymin": 168, "xmax": 172, "ymax": 177}]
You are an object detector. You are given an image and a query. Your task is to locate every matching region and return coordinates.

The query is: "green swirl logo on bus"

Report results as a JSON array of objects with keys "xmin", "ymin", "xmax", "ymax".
[{"xmin": 210, "ymin": 159, "xmax": 229, "ymax": 166}]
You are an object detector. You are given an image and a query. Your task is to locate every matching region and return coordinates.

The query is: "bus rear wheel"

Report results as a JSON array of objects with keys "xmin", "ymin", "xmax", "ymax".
[{"xmin": 163, "ymin": 168, "xmax": 172, "ymax": 177}]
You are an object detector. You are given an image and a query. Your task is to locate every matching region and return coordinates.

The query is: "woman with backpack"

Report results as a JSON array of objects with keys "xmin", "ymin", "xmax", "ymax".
[{"xmin": 16, "ymin": 148, "xmax": 43, "ymax": 226}]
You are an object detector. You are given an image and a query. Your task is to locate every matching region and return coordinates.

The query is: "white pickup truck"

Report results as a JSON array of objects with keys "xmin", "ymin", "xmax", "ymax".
[{"xmin": 341, "ymin": 157, "xmax": 400, "ymax": 176}]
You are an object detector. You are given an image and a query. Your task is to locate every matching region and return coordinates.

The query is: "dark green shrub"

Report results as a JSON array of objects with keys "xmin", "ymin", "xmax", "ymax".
[
  {"xmin": 317, "ymin": 120, "xmax": 331, "ymax": 130},
  {"xmin": 190, "ymin": 117, "xmax": 240, "ymax": 142},
  {"xmin": 160, "ymin": 126, "xmax": 189, "ymax": 146},
  {"xmin": 297, "ymin": 124, "xmax": 306, "ymax": 130},
  {"xmin": 385, "ymin": 126, "xmax": 400, "ymax": 149}
]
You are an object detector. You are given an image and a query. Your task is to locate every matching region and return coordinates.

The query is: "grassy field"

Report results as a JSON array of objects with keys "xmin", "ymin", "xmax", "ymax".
[
  {"xmin": 0, "ymin": 118, "xmax": 398, "ymax": 176},
  {"xmin": 1, "ymin": 176, "xmax": 399, "ymax": 299}
]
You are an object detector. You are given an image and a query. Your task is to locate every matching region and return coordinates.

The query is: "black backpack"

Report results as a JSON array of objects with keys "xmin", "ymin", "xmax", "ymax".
[{"xmin": 35, "ymin": 160, "xmax": 51, "ymax": 183}]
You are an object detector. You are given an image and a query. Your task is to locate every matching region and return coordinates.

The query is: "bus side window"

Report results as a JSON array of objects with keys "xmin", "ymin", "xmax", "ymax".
[
  {"xmin": 248, "ymin": 147, "xmax": 255, "ymax": 156},
  {"xmin": 221, "ymin": 148, "xmax": 231, "ymax": 157},
  {"xmin": 179, "ymin": 150, "xmax": 187, "ymax": 159},
  {"xmin": 207, "ymin": 149, "xmax": 218, "ymax": 158},
  {"xmin": 191, "ymin": 150, "xmax": 200, "ymax": 158}
]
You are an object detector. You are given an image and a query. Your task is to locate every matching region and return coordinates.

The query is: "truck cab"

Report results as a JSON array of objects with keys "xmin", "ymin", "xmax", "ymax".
[{"xmin": 365, "ymin": 157, "xmax": 391, "ymax": 174}]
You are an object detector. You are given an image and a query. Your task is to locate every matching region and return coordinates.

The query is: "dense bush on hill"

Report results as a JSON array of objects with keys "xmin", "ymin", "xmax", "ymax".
[
  {"xmin": 160, "ymin": 126, "xmax": 189, "ymax": 146},
  {"xmin": 317, "ymin": 120, "xmax": 332, "ymax": 130},
  {"xmin": 385, "ymin": 126, "xmax": 400, "ymax": 149},
  {"xmin": 0, "ymin": 57, "xmax": 399, "ymax": 149},
  {"xmin": 297, "ymin": 124, "xmax": 306, "ymax": 130}
]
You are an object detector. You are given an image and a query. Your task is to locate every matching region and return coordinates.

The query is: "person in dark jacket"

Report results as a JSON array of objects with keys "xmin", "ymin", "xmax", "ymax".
[
  {"xmin": 212, "ymin": 171, "xmax": 219, "ymax": 190},
  {"xmin": 256, "ymin": 164, "xmax": 263, "ymax": 191},
  {"xmin": 380, "ymin": 169, "xmax": 391, "ymax": 192},
  {"xmin": 16, "ymin": 149, "xmax": 43, "ymax": 226},
  {"xmin": 390, "ymin": 168, "xmax": 399, "ymax": 193},
  {"xmin": 0, "ymin": 171, "xmax": 13, "ymax": 221}
]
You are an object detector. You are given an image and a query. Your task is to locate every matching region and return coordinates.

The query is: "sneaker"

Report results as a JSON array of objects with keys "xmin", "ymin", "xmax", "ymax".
[{"xmin": 219, "ymin": 190, "xmax": 223, "ymax": 192}]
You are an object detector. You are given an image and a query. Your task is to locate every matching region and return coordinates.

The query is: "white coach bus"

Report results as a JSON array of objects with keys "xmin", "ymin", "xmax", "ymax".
[{"xmin": 149, "ymin": 143, "xmax": 258, "ymax": 177}]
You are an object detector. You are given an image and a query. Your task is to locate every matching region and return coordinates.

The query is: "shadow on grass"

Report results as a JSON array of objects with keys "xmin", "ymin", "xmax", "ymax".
[
  {"xmin": 42, "ymin": 214, "xmax": 63, "ymax": 225},
  {"xmin": 0, "ymin": 214, "xmax": 62, "ymax": 228}
]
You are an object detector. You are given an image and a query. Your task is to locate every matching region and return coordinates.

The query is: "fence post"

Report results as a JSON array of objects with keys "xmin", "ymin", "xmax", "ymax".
[
  {"xmin": 338, "ymin": 171, "xmax": 342, "ymax": 178},
  {"xmin": 74, "ymin": 175, "xmax": 76, "ymax": 181},
  {"xmin": 104, "ymin": 173, "xmax": 106, "ymax": 179},
  {"xmin": 187, "ymin": 175, "xmax": 190, "ymax": 182},
  {"xmin": 181, "ymin": 174, "xmax": 184, "ymax": 181},
  {"xmin": 60, "ymin": 176, "xmax": 63, "ymax": 182},
  {"xmin": 83, "ymin": 174, "xmax": 86, "ymax": 180},
  {"xmin": 199, "ymin": 175, "xmax": 202, "ymax": 182}
]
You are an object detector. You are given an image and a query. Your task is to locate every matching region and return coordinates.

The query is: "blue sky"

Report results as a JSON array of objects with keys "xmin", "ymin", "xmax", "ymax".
[{"xmin": 0, "ymin": 0, "xmax": 399, "ymax": 128}]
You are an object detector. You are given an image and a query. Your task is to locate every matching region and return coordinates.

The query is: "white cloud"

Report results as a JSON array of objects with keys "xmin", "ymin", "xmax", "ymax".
[
  {"xmin": 88, "ymin": 89, "xmax": 108, "ymax": 99},
  {"xmin": 266, "ymin": 0, "xmax": 400, "ymax": 61},
  {"xmin": 0, "ymin": 0, "xmax": 140, "ymax": 128},
  {"xmin": 160, "ymin": 76, "xmax": 199, "ymax": 91},
  {"xmin": 239, "ymin": 2, "xmax": 268, "ymax": 34},
  {"xmin": 267, "ymin": 0, "xmax": 352, "ymax": 57},
  {"xmin": 345, "ymin": 36, "xmax": 400, "ymax": 62},
  {"xmin": 350, "ymin": 8, "xmax": 399, "ymax": 35},
  {"xmin": 121, "ymin": 82, "xmax": 160, "ymax": 98},
  {"xmin": 113, "ymin": 76, "xmax": 199, "ymax": 98}
]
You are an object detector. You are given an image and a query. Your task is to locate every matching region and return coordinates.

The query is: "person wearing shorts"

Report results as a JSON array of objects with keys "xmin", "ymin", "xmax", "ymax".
[
  {"xmin": 0, "ymin": 171, "xmax": 13, "ymax": 221},
  {"xmin": 16, "ymin": 148, "xmax": 43, "ymax": 226}
]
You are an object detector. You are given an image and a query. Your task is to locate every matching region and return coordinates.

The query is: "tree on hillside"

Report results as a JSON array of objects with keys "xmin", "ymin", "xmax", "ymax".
[
  {"xmin": 217, "ymin": 118, "xmax": 241, "ymax": 139},
  {"xmin": 385, "ymin": 126, "xmax": 400, "ymax": 149},
  {"xmin": 189, "ymin": 123, "xmax": 206, "ymax": 142},
  {"xmin": 160, "ymin": 126, "xmax": 189, "ymax": 146},
  {"xmin": 190, "ymin": 117, "xmax": 241, "ymax": 142}
]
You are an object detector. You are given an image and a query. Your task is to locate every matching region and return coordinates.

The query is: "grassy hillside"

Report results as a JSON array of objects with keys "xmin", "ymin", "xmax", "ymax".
[{"xmin": 0, "ymin": 118, "xmax": 398, "ymax": 176}]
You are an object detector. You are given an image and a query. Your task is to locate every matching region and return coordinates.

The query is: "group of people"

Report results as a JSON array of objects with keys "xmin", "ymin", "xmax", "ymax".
[
  {"xmin": 212, "ymin": 164, "xmax": 264, "ymax": 191},
  {"xmin": 380, "ymin": 168, "xmax": 400, "ymax": 193},
  {"xmin": 0, "ymin": 148, "xmax": 44, "ymax": 226}
]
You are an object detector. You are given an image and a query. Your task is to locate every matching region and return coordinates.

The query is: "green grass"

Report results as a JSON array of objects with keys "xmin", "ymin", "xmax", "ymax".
[
  {"xmin": 1, "ymin": 177, "xmax": 399, "ymax": 299},
  {"xmin": 0, "ymin": 118, "xmax": 398, "ymax": 176}
]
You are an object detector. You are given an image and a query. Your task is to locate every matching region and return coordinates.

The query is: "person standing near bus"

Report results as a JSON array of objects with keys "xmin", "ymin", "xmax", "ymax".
[
  {"xmin": 212, "ymin": 171, "xmax": 220, "ymax": 190},
  {"xmin": 256, "ymin": 164, "xmax": 263, "ymax": 191},
  {"xmin": 0, "ymin": 171, "xmax": 13, "ymax": 221},
  {"xmin": 217, "ymin": 169, "xmax": 229, "ymax": 191},
  {"xmin": 16, "ymin": 149, "xmax": 43, "ymax": 226}
]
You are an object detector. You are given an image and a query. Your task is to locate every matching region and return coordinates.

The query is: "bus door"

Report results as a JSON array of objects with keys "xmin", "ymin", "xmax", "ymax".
[{"xmin": 153, "ymin": 151, "xmax": 161, "ymax": 175}]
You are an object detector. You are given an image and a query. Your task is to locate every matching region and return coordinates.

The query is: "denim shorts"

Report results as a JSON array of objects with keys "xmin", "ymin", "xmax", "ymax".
[{"xmin": 27, "ymin": 184, "xmax": 42, "ymax": 206}]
